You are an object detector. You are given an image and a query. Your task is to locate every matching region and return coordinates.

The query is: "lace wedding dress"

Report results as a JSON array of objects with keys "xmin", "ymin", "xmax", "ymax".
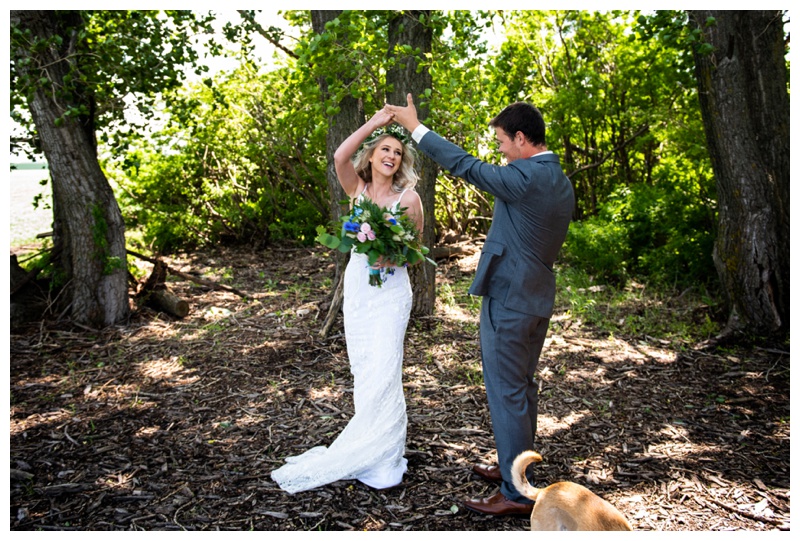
[{"xmin": 271, "ymin": 197, "xmax": 413, "ymax": 494}]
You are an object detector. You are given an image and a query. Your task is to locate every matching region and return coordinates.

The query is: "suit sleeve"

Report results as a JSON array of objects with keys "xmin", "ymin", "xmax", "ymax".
[{"xmin": 418, "ymin": 130, "xmax": 531, "ymax": 201}]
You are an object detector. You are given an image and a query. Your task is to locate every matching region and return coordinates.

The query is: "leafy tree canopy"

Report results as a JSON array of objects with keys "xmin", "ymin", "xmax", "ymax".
[{"xmin": 10, "ymin": 10, "xmax": 219, "ymax": 159}]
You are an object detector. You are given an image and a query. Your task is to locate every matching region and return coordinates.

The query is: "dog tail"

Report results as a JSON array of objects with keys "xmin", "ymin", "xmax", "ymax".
[{"xmin": 511, "ymin": 450, "xmax": 543, "ymax": 501}]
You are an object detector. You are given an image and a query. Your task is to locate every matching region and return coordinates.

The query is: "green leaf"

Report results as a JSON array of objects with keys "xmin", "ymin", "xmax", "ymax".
[
  {"xmin": 406, "ymin": 249, "xmax": 422, "ymax": 265},
  {"xmin": 315, "ymin": 227, "xmax": 341, "ymax": 250},
  {"xmin": 367, "ymin": 249, "xmax": 380, "ymax": 266}
]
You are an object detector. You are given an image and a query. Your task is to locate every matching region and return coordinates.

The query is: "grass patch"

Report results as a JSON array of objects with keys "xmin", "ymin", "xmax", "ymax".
[{"xmin": 554, "ymin": 266, "xmax": 721, "ymax": 343}]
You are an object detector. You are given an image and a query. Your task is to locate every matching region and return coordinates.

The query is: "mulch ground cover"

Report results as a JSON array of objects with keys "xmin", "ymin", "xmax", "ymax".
[{"xmin": 9, "ymin": 245, "xmax": 790, "ymax": 531}]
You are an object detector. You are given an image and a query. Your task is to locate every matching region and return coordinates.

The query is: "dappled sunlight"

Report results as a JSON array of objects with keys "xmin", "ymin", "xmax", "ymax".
[
  {"xmin": 249, "ymin": 288, "xmax": 287, "ymax": 301},
  {"xmin": 418, "ymin": 339, "xmax": 484, "ymax": 388},
  {"xmin": 538, "ymin": 410, "xmax": 589, "ymax": 434},
  {"xmin": 240, "ymin": 339, "xmax": 283, "ymax": 357},
  {"xmin": 14, "ymin": 356, "xmax": 207, "ymax": 438},
  {"xmin": 10, "ymin": 245, "xmax": 789, "ymax": 530},
  {"xmin": 134, "ymin": 426, "xmax": 161, "ymax": 438},
  {"xmin": 229, "ymin": 411, "xmax": 267, "ymax": 429},
  {"xmin": 547, "ymin": 332, "xmax": 677, "ymax": 366},
  {"xmin": 135, "ymin": 356, "xmax": 198, "ymax": 384},
  {"xmin": 644, "ymin": 439, "xmax": 717, "ymax": 461},
  {"xmin": 437, "ymin": 300, "xmax": 479, "ymax": 324},
  {"xmin": 307, "ymin": 386, "xmax": 346, "ymax": 402},
  {"xmin": 124, "ymin": 318, "xmax": 183, "ymax": 341},
  {"xmin": 10, "ymin": 407, "xmax": 72, "ymax": 436},
  {"xmin": 659, "ymin": 423, "xmax": 694, "ymax": 443},
  {"xmin": 454, "ymin": 250, "xmax": 480, "ymax": 274},
  {"xmin": 403, "ymin": 364, "xmax": 447, "ymax": 389}
]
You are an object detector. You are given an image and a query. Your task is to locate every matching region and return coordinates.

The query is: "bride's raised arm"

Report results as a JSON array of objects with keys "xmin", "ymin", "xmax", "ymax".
[{"xmin": 333, "ymin": 110, "xmax": 395, "ymax": 199}]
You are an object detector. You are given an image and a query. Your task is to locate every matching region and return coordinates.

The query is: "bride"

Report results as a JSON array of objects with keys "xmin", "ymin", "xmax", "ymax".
[{"xmin": 270, "ymin": 110, "xmax": 423, "ymax": 493}]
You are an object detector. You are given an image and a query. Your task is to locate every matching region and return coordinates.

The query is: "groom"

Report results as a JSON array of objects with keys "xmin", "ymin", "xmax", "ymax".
[{"xmin": 385, "ymin": 94, "xmax": 574, "ymax": 516}]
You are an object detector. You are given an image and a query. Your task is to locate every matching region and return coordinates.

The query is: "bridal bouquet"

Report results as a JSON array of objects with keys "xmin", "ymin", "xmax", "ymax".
[{"xmin": 316, "ymin": 197, "xmax": 435, "ymax": 287}]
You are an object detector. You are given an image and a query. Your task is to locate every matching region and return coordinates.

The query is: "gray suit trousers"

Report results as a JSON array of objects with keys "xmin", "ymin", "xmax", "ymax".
[{"xmin": 480, "ymin": 296, "xmax": 549, "ymax": 504}]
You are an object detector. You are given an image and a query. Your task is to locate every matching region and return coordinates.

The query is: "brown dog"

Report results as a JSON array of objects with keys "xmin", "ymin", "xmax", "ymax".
[{"xmin": 511, "ymin": 450, "xmax": 633, "ymax": 531}]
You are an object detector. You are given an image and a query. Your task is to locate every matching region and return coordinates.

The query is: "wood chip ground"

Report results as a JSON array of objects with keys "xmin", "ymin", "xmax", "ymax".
[{"xmin": 9, "ymin": 246, "xmax": 790, "ymax": 531}]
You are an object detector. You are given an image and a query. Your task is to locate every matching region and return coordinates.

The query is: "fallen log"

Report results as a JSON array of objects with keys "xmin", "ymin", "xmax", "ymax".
[
  {"xmin": 132, "ymin": 256, "xmax": 190, "ymax": 318},
  {"xmin": 431, "ymin": 244, "xmax": 479, "ymax": 259},
  {"xmin": 10, "ymin": 254, "xmax": 50, "ymax": 327},
  {"xmin": 10, "ymin": 242, "xmax": 62, "ymax": 296},
  {"xmin": 127, "ymin": 249, "xmax": 247, "ymax": 298},
  {"xmin": 149, "ymin": 287, "xmax": 190, "ymax": 318}
]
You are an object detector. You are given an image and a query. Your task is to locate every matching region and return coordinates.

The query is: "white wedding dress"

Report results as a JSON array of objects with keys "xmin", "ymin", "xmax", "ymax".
[{"xmin": 271, "ymin": 193, "xmax": 413, "ymax": 494}]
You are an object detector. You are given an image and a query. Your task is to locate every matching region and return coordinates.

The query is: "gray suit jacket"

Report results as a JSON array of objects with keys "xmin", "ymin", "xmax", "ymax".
[{"xmin": 418, "ymin": 130, "xmax": 574, "ymax": 318}]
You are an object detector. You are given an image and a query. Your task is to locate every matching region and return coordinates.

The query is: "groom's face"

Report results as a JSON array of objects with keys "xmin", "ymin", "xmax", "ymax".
[{"xmin": 494, "ymin": 127, "xmax": 523, "ymax": 163}]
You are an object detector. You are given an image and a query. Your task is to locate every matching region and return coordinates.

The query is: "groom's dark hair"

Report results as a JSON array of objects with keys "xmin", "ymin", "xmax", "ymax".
[{"xmin": 490, "ymin": 102, "xmax": 546, "ymax": 146}]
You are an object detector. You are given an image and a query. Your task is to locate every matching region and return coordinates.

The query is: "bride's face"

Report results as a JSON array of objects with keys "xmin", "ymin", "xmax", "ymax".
[{"xmin": 369, "ymin": 136, "xmax": 403, "ymax": 178}]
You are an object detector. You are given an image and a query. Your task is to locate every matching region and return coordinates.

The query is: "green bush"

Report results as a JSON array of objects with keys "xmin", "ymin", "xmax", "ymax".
[
  {"xmin": 562, "ymin": 219, "xmax": 631, "ymax": 284},
  {"xmin": 109, "ymin": 65, "xmax": 328, "ymax": 253},
  {"xmin": 115, "ymin": 148, "xmax": 323, "ymax": 252},
  {"xmin": 562, "ymin": 182, "xmax": 716, "ymax": 289}
]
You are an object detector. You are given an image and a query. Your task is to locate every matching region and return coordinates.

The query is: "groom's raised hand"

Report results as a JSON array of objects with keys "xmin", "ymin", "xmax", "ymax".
[{"xmin": 384, "ymin": 93, "xmax": 421, "ymax": 133}]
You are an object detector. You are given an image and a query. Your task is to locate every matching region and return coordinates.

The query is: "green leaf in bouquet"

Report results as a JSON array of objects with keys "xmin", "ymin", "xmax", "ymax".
[
  {"xmin": 315, "ymin": 226, "xmax": 341, "ymax": 250},
  {"xmin": 337, "ymin": 237, "xmax": 354, "ymax": 253},
  {"xmin": 406, "ymin": 249, "xmax": 422, "ymax": 265},
  {"xmin": 367, "ymin": 249, "xmax": 381, "ymax": 266}
]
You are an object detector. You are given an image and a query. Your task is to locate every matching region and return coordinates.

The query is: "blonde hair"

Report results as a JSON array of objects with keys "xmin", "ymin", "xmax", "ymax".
[{"xmin": 353, "ymin": 134, "xmax": 418, "ymax": 193}]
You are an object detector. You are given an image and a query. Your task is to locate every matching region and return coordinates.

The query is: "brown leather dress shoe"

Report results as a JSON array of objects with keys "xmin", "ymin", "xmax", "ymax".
[
  {"xmin": 463, "ymin": 491, "xmax": 534, "ymax": 516},
  {"xmin": 472, "ymin": 463, "xmax": 503, "ymax": 483}
]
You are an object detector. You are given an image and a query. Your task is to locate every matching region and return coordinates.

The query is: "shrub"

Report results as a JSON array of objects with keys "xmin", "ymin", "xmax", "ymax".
[{"xmin": 561, "ymin": 182, "xmax": 716, "ymax": 289}]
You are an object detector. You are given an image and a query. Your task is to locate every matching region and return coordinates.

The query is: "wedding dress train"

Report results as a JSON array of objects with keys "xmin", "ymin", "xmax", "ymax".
[{"xmin": 270, "ymin": 250, "xmax": 412, "ymax": 494}]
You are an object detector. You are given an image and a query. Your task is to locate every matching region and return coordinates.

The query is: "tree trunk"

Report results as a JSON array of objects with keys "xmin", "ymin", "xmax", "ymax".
[
  {"xmin": 387, "ymin": 11, "xmax": 437, "ymax": 317},
  {"xmin": 12, "ymin": 11, "xmax": 130, "ymax": 328},
  {"xmin": 311, "ymin": 10, "xmax": 361, "ymax": 334},
  {"xmin": 311, "ymin": 10, "xmax": 363, "ymax": 227},
  {"xmin": 689, "ymin": 11, "xmax": 789, "ymax": 338}
]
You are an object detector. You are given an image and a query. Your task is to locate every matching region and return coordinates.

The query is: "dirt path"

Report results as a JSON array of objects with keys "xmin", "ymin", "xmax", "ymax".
[{"xmin": 9, "ymin": 246, "xmax": 790, "ymax": 531}]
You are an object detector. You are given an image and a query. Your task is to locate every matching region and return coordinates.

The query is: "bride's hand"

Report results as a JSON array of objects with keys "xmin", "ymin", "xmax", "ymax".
[
  {"xmin": 370, "ymin": 255, "xmax": 395, "ymax": 269},
  {"xmin": 369, "ymin": 109, "xmax": 395, "ymax": 129}
]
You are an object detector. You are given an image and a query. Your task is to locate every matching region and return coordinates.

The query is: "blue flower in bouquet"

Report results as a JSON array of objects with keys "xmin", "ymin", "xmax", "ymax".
[{"xmin": 343, "ymin": 220, "xmax": 360, "ymax": 233}]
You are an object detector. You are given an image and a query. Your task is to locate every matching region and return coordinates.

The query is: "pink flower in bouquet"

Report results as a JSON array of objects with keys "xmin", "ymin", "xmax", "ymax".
[{"xmin": 357, "ymin": 222, "xmax": 376, "ymax": 242}]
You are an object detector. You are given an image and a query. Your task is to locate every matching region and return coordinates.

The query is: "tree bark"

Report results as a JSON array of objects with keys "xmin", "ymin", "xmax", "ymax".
[
  {"xmin": 311, "ymin": 11, "xmax": 363, "ymax": 228},
  {"xmin": 387, "ymin": 11, "xmax": 437, "ymax": 317},
  {"xmin": 689, "ymin": 11, "xmax": 789, "ymax": 338},
  {"xmin": 11, "ymin": 11, "xmax": 130, "ymax": 328},
  {"xmin": 311, "ymin": 10, "xmax": 361, "ymax": 335}
]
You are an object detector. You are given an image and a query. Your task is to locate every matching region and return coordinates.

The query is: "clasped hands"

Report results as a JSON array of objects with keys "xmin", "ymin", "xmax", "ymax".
[{"xmin": 381, "ymin": 93, "xmax": 421, "ymax": 134}]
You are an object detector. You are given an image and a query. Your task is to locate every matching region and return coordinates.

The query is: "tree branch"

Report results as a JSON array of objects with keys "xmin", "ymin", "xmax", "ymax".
[
  {"xmin": 567, "ymin": 123, "xmax": 650, "ymax": 178},
  {"xmin": 126, "ymin": 249, "xmax": 248, "ymax": 298},
  {"xmin": 236, "ymin": 10, "xmax": 298, "ymax": 60}
]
